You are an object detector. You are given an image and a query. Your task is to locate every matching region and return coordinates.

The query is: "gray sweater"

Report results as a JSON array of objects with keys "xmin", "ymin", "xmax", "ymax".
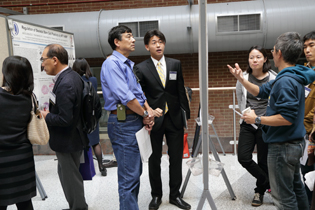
[{"xmin": 236, "ymin": 70, "xmax": 277, "ymax": 124}]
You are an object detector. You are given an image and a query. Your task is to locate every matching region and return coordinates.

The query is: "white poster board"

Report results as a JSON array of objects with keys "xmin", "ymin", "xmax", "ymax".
[
  {"xmin": 0, "ymin": 16, "xmax": 11, "ymax": 86},
  {"xmin": 7, "ymin": 18, "xmax": 75, "ymax": 109}
]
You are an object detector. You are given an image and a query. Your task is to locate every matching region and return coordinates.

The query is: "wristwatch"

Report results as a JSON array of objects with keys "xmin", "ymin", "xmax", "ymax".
[
  {"xmin": 142, "ymin": 110, "xmax": 149, "ymax": 118},
  {"xmin": 255, "ymin": 116, "xmax": 261, "ymax": 125}
]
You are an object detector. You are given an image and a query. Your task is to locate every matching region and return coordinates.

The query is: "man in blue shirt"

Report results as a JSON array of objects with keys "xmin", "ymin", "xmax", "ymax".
[
  {"xmin": 228, "ymin": 32, "xmax": 315, "ymax": 210},
  {"xmin": 100, "ymin": 25, "xmax": 154, "ymax": 210}
]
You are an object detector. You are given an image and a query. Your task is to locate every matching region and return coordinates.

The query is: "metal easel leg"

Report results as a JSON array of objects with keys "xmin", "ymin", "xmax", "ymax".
[
  {"xmin": 208, "ymin": 135, "xmax": 236, "ymax": 200},
  {"xmin": 197, "ymin": 190, "xmax": 217, "ymax": 210},
  {"xmin": 180, "ymin": 134, "xmax": 202, "ymax": 198},
  {"xmin": 36, "ymin": 171, "xmax": 48, "ymax": 200},
  {"xmin": 210, "ymin": 123, "xmax": 226, "ymax": 155}
]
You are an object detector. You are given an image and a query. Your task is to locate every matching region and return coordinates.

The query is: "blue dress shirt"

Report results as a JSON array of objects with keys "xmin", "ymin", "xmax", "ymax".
[{"xmin": 101, "ymin": 50, "xmax": 146, "ymax": 111}]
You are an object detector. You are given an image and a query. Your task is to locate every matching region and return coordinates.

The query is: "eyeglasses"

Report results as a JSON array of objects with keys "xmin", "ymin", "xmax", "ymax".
[{"xmin": 40, "ymin": 57, "xmax": 51, "ymax": 62}]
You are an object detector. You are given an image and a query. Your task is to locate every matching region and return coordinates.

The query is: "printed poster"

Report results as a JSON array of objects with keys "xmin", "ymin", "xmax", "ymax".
[{"xmin": 8, "ymin": 19, "xmax": 75, "ymax": 109}]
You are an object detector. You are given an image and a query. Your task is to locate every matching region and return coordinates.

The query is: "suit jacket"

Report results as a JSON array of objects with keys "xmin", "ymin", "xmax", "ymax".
[
  {"xmin": 46, "ymin": 68, "xmax": 88, "ymax": 153},
  {"xmin": 134, "ymin": 57, "xmax": 190, "ymax": 131}
]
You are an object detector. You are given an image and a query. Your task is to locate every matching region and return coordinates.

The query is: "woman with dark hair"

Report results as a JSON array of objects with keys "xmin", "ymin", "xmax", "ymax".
[
  {"xmin": 236, "ymin": 46, "xmax": 277, "ymax": 207},
  {"xmin": 73, "ymin": 58, "xmax": 107, "ymax": 176},
  {"xmin": 0, "ymin": 56, "xmax": 36, "ymax": 210}
]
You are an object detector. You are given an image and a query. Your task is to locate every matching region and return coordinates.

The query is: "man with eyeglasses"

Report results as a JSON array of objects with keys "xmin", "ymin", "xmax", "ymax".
[
  {"xmin": 100, "ymin": 25, "xmax": 154, "ymax": 210},
  {"xmin": 40, "ymin": 44, "xmax": 89, "ymax": 210},
  {"xmin": 228, "ymin": 32, "xmax": 315, "ymax": 210}
]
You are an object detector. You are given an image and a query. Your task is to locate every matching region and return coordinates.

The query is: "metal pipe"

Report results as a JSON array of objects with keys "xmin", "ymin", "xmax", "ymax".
[
  {"xmin": 1, "ymin": 0, "xmax": 115, "ymax": 7},
  {"xmin": 191, "ymin": 87, "xmax": 236, "ymax": 91},
  {"xmin": 97, "ymin": 87, "xmax": 237, "ymax": 94},
  {"xmin": 233, "ymin": 90, "xmax": 237, "ymax": 155},
  {"xmin": 196, "ymin": 0, "xmax": 217, "ymax": 208}
]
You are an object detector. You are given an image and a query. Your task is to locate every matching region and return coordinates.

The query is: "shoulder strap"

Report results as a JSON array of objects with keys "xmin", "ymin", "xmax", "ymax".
[{"xmin": 31, "ymin": 93, "xmax": 38, "ymax": 112}]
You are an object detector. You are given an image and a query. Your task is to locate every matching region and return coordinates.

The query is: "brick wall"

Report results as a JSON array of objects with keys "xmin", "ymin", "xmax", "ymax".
[{"xmin": 1, "ymin": 0, "xmax": 252, "ymax": 15}]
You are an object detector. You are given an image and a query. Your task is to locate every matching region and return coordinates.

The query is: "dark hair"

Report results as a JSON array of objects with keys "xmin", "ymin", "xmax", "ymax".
[
  {"xmin": 303, "ymin": 31, "xmax": 315, "ymax": 43},
  {"xmin": 45, "ymin": 44, "xmax": 68, "ymax": 65},
  {"xmin": 2, "ymin": 56, "xmax": 34, "ymax": 96},
  {"xmin": 246, "ymin": 46, "xmax": 271, "ymax": 74},
  {"xmin": 144, "ymin": 29, "xmax": 166, "ymax": 45},
  {"xmin": 275, "ymin": 32, "xmax": 303, "ymax": 65},
  {"xmin": 108, "ymin": 25, "xmax": 132, "ymax": 50},
  {"xmin": 72, "ymin": 58, "xmax": 92, "ymax": 78}
]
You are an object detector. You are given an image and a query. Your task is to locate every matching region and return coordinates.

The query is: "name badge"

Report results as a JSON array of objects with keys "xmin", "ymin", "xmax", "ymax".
[
  {"xmin": 305, "ymin": 87, "xmax": 311, "ymax": 98},
  {"xmin": 169, "ymin": 71, "xmax": 177, "ymax": 80},
  {"xmin": 49, "ymin": 91, "xmax": 56, "ymax": 105}
]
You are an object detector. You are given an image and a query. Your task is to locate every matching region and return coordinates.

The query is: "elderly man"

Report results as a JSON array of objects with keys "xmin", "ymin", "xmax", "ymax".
[{"xmin": 40, "ymin": 44, "xmax": 88, "ymax": 210}]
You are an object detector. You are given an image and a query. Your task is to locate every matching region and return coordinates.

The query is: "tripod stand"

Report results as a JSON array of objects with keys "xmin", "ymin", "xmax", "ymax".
[{"xmin": 180, "ymin": 111, "xmax": 236, "ymax": 202}]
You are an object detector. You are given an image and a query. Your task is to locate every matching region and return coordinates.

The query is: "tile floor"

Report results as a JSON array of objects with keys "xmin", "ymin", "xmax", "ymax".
[{"xmin": 8, "ymin": 154, "xmax": 277, "ymax": 210}]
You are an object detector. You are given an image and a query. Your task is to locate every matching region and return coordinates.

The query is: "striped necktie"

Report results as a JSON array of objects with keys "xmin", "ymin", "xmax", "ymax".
[{"xmin": 157, "ymin": 62, "xmax": 168, "ymax": 113}]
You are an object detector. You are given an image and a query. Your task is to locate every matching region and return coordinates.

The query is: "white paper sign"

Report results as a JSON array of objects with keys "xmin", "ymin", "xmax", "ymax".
[
  {"xmin": 135, "ymin": 126, "xmax": 152, "ymax": 163},
  {"xmin": 300, "ymin": 138, "xmax": 309, "ymax": 166}
]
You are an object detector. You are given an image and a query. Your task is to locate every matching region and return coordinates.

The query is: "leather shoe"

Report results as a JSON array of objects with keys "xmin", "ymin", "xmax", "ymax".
[
  {"xmin": 103, "ymin": 160, "xmax": 117, "ymax": 168},
  {"xmin": 169, "ymin": 197, "xmax": 191, "ymax": 209},
  {"xmin": 149, "ymin": 196, "xmax": 162, "ymax": 210}
]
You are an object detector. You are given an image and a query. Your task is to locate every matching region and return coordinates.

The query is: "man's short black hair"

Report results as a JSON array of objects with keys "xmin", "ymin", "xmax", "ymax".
[
  {"xmin": 45, "ymin": 44, "xmax": 68, "ymax": 65},
  {"xmin": 303, "ymin": 31, "xmax": 315, "ymax": 43},
  {"xmin": 108, "ymin": 25, "xmax": 132, "ymax": 50},
  {"xmin": 144, "ymin": 29, "xmax": 166, "ymax": 45}
]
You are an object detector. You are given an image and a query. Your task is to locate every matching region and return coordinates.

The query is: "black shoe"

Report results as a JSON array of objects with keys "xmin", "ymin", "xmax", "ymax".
[
  {"xmin": 100, "ymin": 167, "xmax": 107, "ymax": 176},
  {"xmin": 102, "ymin": 159, "xmax": 111, "ymax": 163},
  {"xmin": 169, "ymin": 197, "xmax": 191, "ymax": 209},
  {"xmin": 149, "ymin": 196, "xmax": 162, "ymax": 210},
  {"xmin": 103, "ymin": 160, "xmax": 117, "ymax": 168},
  {"xmin": 251, "ymin": 193, "xmax": 263, "ymax": 207}
]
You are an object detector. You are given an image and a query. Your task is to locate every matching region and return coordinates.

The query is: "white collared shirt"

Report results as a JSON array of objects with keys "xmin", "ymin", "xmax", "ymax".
[
  {"xmin": 151, "ymin": 56, "xmax": 166, "ymax": 79},
  {"xmin": 53, "ymin": 66, "xmax": 69, "ymax": 84}
]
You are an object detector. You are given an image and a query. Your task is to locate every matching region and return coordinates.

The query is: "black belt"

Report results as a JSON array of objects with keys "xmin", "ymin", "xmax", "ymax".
[{"xmin": 111, "ymin": 109, "xmax": 135, "ymax": 115}]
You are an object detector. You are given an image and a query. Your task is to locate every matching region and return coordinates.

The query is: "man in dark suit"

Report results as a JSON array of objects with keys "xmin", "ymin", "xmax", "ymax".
[
  {"xmin": 134, "ymin": 30, "xmax": 191, "ymax": 210},
  {"xmin": 40, "ymin": 44, "xmax": 88, "ymax": 210}
]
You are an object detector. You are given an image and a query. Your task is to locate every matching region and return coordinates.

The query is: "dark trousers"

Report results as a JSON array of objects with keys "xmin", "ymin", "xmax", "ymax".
[
  {"xmin": 56, "ymin": 151, "xmax": 88, "ymax": 210},
  {"xmin": 149, "ymin": 113, "xmax": 184, "ymax": 199},
  {"xmin": 0, "ymin": 200, "xmax": 33, "ymax": 210},
  {"xmin": 238, "ymin": 123, "xmax": 269, "ymax": 195}
]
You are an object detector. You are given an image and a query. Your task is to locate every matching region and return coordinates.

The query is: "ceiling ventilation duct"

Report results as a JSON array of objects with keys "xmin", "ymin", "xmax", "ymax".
[{"xmin": 10, "ymin": 0, "xmax": 315, "ymax": 58}]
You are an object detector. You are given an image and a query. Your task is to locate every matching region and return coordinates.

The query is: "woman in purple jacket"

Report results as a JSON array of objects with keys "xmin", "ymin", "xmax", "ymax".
[{"xmin": 73, "ymin": 58, "xmax": 106, "ymax": 176}]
